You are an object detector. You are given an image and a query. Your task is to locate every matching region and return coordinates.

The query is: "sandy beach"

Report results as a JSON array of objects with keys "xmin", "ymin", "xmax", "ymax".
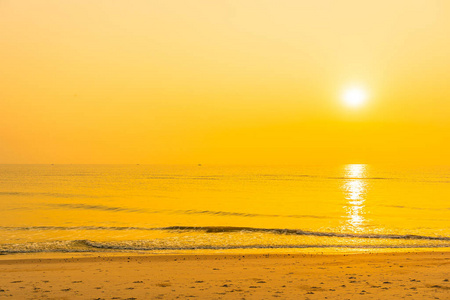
[{"xmin": 0, "ymin": 251, "xmax": 448, "ymax": 299}]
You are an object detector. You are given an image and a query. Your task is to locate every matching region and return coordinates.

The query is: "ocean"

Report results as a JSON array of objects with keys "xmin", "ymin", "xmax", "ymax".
[{"xmin": 0, "ymin": 164, "xmax": 449, "ymax": 254}]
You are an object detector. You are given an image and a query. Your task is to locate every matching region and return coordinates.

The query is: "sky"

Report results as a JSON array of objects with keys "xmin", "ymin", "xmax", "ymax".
[{"xmin": 1, "ymin": 0, "xmax": 449, "ymax": 164}]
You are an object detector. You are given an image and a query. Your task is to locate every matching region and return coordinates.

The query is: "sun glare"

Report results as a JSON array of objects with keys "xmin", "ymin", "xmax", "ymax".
[{"xmin": 342, "ymin": 87, "xmax": 368, "ymax": 108}]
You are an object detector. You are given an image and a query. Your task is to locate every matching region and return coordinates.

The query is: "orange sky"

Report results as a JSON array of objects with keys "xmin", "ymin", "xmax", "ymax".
[{"xmin": 1, "ymin": 0, "xmax": 449, "ymax": 164}]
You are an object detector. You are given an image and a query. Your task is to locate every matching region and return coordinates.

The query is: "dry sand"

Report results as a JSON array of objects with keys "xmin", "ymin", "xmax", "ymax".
[{"xmin": 0, "ymin": 252, "xmax": 449, "ymax": 299}]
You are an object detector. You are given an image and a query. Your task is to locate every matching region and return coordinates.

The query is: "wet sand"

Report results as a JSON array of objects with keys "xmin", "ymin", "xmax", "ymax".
[{"xmin": 0, "ymin": 252, "xmax": 449, "ymax": 299}]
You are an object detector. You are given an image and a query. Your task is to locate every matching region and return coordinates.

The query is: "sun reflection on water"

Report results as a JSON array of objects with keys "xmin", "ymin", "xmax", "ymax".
[{"xmin": 342, "ymin": 164, "xmax": 368, "ymax": 232}]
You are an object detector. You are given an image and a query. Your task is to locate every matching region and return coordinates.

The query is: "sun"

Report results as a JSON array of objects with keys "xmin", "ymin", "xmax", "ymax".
[{"xmin": 342, "ymin": 87, "xmax": 368, "ymax": 108}]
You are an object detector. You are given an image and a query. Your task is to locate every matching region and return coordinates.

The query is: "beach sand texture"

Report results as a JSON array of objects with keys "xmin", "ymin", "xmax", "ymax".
[{"xmin": 0, "ymin": 252, "xmax": 449, "ymax": 299}]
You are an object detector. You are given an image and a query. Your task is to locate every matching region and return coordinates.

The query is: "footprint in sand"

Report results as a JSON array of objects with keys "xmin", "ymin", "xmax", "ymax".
[
  {"xmin": 427, "ymin": 284, "xmax": 450, "ymax": 290},
  {"xmin": 156, "ymin": 283, "xmax": 171, "ymax": 287}
]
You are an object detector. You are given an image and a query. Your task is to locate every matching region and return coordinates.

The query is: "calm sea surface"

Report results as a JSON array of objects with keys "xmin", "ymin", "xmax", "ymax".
[{"xmin": 0, "ymin": 164, "xmax": 449, "ymax": 254}]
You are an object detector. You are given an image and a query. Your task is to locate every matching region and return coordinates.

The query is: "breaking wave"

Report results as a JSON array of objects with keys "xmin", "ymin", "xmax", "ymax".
[
  {"xmin": 1, "ymin": 225, "xmax": 449, "ymax": 241},
  {"xmin": 0, "ymin": 239, "xmax": 449, "ymax": 254}
]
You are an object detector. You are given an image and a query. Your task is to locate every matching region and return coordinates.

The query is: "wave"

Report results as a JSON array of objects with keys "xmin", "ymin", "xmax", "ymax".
[
  {"xmin": 142, "ymin": 175, "xmax": 399, "ymax": 181},
  {"xmin": 379, "ymin": 204, "xmax": 450, "ymax": 211},
  {"xmin": 145, "ymin": 176, "xmax": 222, "ymax": 180},
  {"xmin": 1, "ymin": 225, "xmax": 449, "ymax": 241},
  {"xmin": 141, "ymin": 175, "xmax": 450, "ymax": 183},
  {"xmin": 47, "ymin": 203, "xmax": 333, "ymax": 219},
  {"xmin": 0, "ymin": 192, "xmax": 105, "ymax": 198},
  {"xmin": 0, "ymin": 239, "xmax": 449, "ymax": 254},
  {"xmin": 53, "ymin": 203, "xmax": 149, "ymax": 213},
  {"xmin": 163, "ymin": 226, "xmax": 450, "ymax": 241}
]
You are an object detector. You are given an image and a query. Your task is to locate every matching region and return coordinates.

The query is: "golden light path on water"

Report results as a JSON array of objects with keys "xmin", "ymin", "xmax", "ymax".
[{"xmin": 342, "ymin": 164, "xmax": 368, "ymax": 233}]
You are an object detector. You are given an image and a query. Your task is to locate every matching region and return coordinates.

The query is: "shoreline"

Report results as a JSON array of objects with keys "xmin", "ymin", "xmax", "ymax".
[
  {"xmin": 1, "ymin": 251, "xmax": 449, "ymax": 299},
  {"xmin": 1, "ymin": 248, "xmax": 450, "ymax": 260}
]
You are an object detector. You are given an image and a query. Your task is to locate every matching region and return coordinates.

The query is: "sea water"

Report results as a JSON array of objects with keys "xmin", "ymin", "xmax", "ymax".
[{"xmin": 0, "ymin": 164, "xmax": 449, "ymax": 254}]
